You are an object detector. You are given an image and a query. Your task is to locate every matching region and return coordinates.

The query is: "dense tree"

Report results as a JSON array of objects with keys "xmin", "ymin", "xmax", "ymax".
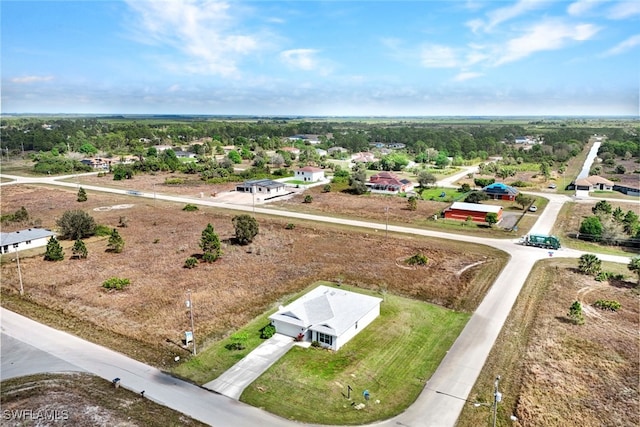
[
  {"xmin": 56, "ymin": 210, "xmax": 97, "ymax": 240},
  {"xmin": 485, "ymin": 212, "xmax": 498, "ymax": 226},
  {"xmin": 107, "ymin": 229, "xmax": 125, "ymax": 253},
  {"xmin": 232, "ymin": 214, "xmax": 259, "ymax": 245},
  {"xmin": 78, "ymin": 143, "xmax": 98, "ymax": 155},
  {"xmin": 228, "ymin": 150, "xmax": 242, "ymax": 164},
  {"xmin": 44, "ymin": 236, "xmax": 64, "ymax": 261},
  {"xmin": 200, "ymin": 223, "xmax": 221, "ymax": 261},
  {"xmin": 348, "ymin": 166, "xmax": 368, "ymax": 195},
  {"xmin": 579, "ymin": 216, "xmax": 603, "ymax": 242},
  {"xmin": 578, "ymin": 253, "xmax": 602, "ymax": 276},
  {"xmin": 464, "ymin": 191, "xmax": 489, "ymax": 204},
  {"xmin": 417, "ymin": 171, "xmax": 437, "ymax": 187},
  {"xmin": 77, "ymin": 187, "xmax": 87, "ymax": 202},
  {"xmin": 72, "ymin": 239, "xmax": 88, "ymax": 259},
  {"xmin": 515, "ymin": 193, "xmax": 533, "ymax": 210}
]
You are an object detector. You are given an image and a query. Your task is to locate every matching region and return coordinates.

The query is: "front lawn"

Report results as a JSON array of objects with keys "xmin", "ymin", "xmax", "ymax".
[
  {"xmin": 241, "ymin": 288, "xmax": 470, "ymax": 424},
  {"xmin": 419, "ymin": 187, "xmax": 466, "ymax": 202}
]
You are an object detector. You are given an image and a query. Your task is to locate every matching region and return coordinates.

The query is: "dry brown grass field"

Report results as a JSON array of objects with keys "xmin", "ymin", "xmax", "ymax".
[
  {"xmin": 457, "ymin": 259, "xmax": 639, "ymax": 427},
  {"xmin": 1, "ymin": 184, "xmax": 505, "ymax": 368}
]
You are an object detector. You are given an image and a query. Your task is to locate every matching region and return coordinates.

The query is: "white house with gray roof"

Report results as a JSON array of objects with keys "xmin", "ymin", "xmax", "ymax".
[
  {"xmin": 269, "ymin": 285, "xmax": 382, "ymax": 351},
  {"xmin": 1, "ymin": 228, "xmax": 56, "ymax": 254}
]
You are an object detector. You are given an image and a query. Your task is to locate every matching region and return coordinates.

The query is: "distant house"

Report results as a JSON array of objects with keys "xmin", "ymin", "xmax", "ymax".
[
  {"xmin": 152, "ymin": 144, "xmax": 174, "ymax": 152},
  {"xmin": 367, "ymin": 171, "xmax": 414, "ymax": 194},
  {"xmin": 280, "ymin": 146, "xmax": 301, "ymax": 156},
  {"xmin": 288, "ymin": 134, "xmax": 320, "ymax": 145},
  {"xmin": 236, "ymin": 179, "xmax": 288, "ymax": 199},
  {"xmin": 174, "ymin": 150, "xmax": 196, "ymax": 159},
  {"xmin": 80, "ymin": 157, "xmax": 110, "ymax": 170},
  {"xmin": 328, "ymin": 146, "xmax": 348, "ymax": 155},
  {"xmin": 268, "ymin": 285, "xmax": 382, "ymax": 351},
  {"xmin": 1, "ymin": 228, "xmax": 56, "ymax": 254},
  {"xmin": 444, "ymin": 202, "xmax": 503, "ymax": 223},
  {"xmin": 351, "ymin": 152, "xmax": 376, "ymax": 163},
  {"xmin": 574, "ymin": 176, "xmax": 614, "ymax": 192},
  {"xmin": 482, "ymin": 183, "xmax": 519, "ymax": 201},
  {"xmin": 315, "ymin": 148, "xmax": 328, "ymax": 157},
  {"xmin": 295, "ymin": 166, "xmax": 325, "ymax": 183}
]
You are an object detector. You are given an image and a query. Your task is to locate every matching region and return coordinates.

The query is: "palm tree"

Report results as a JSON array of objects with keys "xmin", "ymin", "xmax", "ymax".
[{"xmin": 578, "ymin": 254, "xmax": 601, "ymax": 276}]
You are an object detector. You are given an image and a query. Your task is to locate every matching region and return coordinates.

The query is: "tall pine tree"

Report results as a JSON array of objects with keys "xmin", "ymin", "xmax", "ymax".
[
  {"xmin": 200, "ymin": 223, "xmax": 221, "ymax": 262},
  {"xmin": 72, "ymin": 239, "xmax": 88, "ymax": 259},
  {"xmin": 107, "ymin": 229, "xmax": 125, "ymax": 253},
  {"xmin": 44, "ymin": 236, "xmax": 65, "ymax": 261}
]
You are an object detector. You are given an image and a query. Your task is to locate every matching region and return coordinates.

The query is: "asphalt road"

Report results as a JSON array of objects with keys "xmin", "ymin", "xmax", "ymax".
[{"xmin": 0, "ymin": 168, "xmax": 635, "ymax": 427}]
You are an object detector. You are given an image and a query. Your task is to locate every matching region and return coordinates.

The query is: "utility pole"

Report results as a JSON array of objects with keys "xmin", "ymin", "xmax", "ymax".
[
  {"xmin": 252, "ymin": 184, "xmax": 257, "ymax": 215},
  {"xmin": 492, "ymin": 375, "xmax": 501, "ymax": 427},
  {"xmin": 186, "ymin": 290, "xmax": 196, "ymax": 355},
  {"xmin": 385, "ymin": 206, "xmax": 389, "ymax": 239},
  {"xmin": 15, "ymin": 249, "xmax": 24, "ymax": 296}
]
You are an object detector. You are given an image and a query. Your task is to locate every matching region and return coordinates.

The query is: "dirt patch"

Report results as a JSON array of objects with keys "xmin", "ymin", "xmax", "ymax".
[{"xmin": 1, "ymin": 185, "xmax": 506, "ymax": 366}]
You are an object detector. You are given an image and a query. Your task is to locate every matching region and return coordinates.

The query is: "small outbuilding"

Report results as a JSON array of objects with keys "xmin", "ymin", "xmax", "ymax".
[
  {"xmin": 269, "ymin": 285, "xmax": 382, "ymax": 351},
  {"xmin": 444, "ymin": 202, "xmax": 503, "ymax": 223},
  {"xmin": 1, "ymin": 228, "xmax": 56, "ymax": 254}
]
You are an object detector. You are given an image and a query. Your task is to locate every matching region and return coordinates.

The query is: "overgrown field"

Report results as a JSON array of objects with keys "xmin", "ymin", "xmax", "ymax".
[
  {"xmin": 1, "ymin": 185, "xmax": 507, "ymax": 369},
  {"xmin": 0, "ymin": 373, "xmax": 206, "ymax": 427},
  {"xmin": 457, "ymin": 259, "xmax": 639, "ymax": 427}
]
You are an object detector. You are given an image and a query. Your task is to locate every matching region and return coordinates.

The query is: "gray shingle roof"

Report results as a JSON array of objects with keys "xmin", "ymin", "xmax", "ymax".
[{"xmin": 1, "ymin": 228, "xmax": 55, "ymax": 246}]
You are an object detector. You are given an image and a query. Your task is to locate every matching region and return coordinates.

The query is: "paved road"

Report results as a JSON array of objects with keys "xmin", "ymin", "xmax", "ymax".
[{"xmin": 0, "ymin": 170, "xmax": 634, "ymax": 427}]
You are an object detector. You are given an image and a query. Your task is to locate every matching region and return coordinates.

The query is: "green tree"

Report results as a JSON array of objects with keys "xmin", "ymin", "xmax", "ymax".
[
  {"xmin": 72, "ymin": 239, "xmax": 88, "ymax": 259},
  {"xmin": 568, "ymin": 301, "xmax": 585, "ymax": 325},
  {"xmin": 77, "ymin": 187, "xmax": 87, "ymax": 202},
  {"xmin": 200, "ymin": 223, "xmax": 221, "ymax": 261},
  {"xmin": 78, "ymin": 143, "xmax": 98, "ymax": 156},
  {"xmin": 515, "ymin": 193, "xmax": 533, "ymax": 210},
  {"xmin": 107, "ymin": 229, "xmax": 125, "ymax": 253},
  {"xmin": 464, "ymin": 191, "xmax": 489, "ymax": 204},
  {"xmin": 628, "ymin": 256, "xmax": 640, "ymax": 286},
  {"xmin": 592, "ymin": 200, "xmax": 612, "ymax": 217},
  {"xmin": 578, "ymin": 253, "xmax": 602, "ymax": 276},
  {"xmin": 227, "ymin": 150, "xmax": 242, "ymax": 164},
  {"xmin": 44, "ymin": 236, "xmax": 64, "ymax": 261},
  {"xmin": 349, "ymin": 166, "xmax": 368, "ymax": 195},
  {"xmin": 612, "ymin": 206, "xmax": 625, "ymax": 222},
  {"xmin": 184, "ymin": 257, "xmax": 198, "ymax": 269},
  {"xmin": 579, "ymin": 216, "xmax": 603, "ymax": 242},
  {"xmin": 417, "ymin": 171, "xmax": 437, "ymax": 187},
  {"xmin": 485, "ymin": 212, "xmax": 498, "ymax": 227},
  {"xmin": 14, "ymin": 206, "xmax": 29, "ymax": 222},
  {"xmin": 56, "ymin": 210, "xmax": 97, "ymax": 240},
  {"xmin": 407, "ymin": 196, "xmax": 418, "ymax": 211},
  {"xmin": 232, "ymin": 214, "xmax": 259, "ymax": 245},
  {"xmin": 539, "ymin": 162, "xmax": 551, "ymax": 180}
]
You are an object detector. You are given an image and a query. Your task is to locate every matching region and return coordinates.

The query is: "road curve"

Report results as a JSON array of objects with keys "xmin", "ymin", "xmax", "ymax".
[{"xmin": 0, "ymin": 171, "xmax": 634, "ymax": 427}]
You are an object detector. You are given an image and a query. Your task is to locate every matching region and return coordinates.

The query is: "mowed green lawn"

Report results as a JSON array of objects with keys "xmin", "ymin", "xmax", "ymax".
[{"xmin": 241, "ymin": 289, "xmax": 470, "ymax": 425}]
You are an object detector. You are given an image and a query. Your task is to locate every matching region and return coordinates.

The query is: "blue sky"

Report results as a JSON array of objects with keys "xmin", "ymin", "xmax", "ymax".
[{"xmin": 2, "ymin": 0, "xmax": 639, "ymax": 116}]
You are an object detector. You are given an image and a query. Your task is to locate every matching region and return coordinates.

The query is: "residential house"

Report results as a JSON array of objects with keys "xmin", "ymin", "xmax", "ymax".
[
  {"xmin": 367, "ymin": 171, "xmax": 414, "ymax": 194},
  {"xmin": 174, "ymin": 150, "xmax": 197, "ymax": 159},
  {"xmin": 443, "ymin": 202, "xmax": 503, "ymax": 223},
  {"xmin": 327, "ymin": 147, "xmax": 348, "ymax": 155},
  {"xmin": 482, "ymin": 183, "xmax": 519, "ymax": 201},
  {"xmin": 268, "ymin": 285, "xmax": 382, "ymax": 351},
  {"xmin": 351, "ymin": 152, "xmax": 376, "ymax": 163},
  {"xmin": 1, "ymin": 228, "xmax": 56, "ymax": 254},
  {"xmin": 280, "ymin": 146, "xmax": 301, "ymax": 157},
  {"xmin": 295, "ymin": 166, "xmax": 325, "ymax": 183},
  {"xmin": 80, "ymin": 157, "xmax": 110, "ymax": 170},
  {"xmin": 236, "ymin": 179, "xmax": 288, "ymax": 199}
]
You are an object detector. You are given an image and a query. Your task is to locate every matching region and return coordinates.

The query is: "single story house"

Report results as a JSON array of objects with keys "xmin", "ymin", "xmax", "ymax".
[
  {"xmin": 295, "ymin": 166, "xmax": 325, "ymax": 182},
  {"xmin": 613, "ymin": 181, "xmax": 640, "ymax": 197},
  {"xmin": 573, "ymin": 176, "xmax": 614, "ymax": 192},
  {"xmin": 174, "ymin": 150, "xmax": 197, "ymax": 159},
  {"xmin": 1, "ymin": 228, "xmax": 56, "ymax": 254},
  {"xmin": 327, "ymin": 146, "xmax": 348, "ymax": 155},
  {"xmin": 351, "ymin": 152, "xmax": 376, "ymax": 163},
  {"xmin": 482, "ymin": 183, "xmax": 519, "ymax": 201},
  {"xmin": 80, "ymin": 157, "xmax": 110, "ymax": 170},
  {"xmin": 444, "ymin": 202, "xmax": 503, "ymax": 223},
  {"xmin": 280, "ymin": 146, "xmax": 301, "ymax": 156},
  {"xmin": 367, "ymin": 171, "xmax": 414, "ymax": 194},
  {"xmin": 269, "ymin": 285, "xmax": 382, "ymax": 351},
  {"xmin": 236, "ymin": 179, "xmax": 288, "ymax": 199}
]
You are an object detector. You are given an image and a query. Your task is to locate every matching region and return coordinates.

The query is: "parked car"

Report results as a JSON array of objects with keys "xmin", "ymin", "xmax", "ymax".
[
  {"xmin": 548, "ymin": 183, "xmax": 557, "ymax": 189},
  {"xmin": 529, "ymin": 205, "xmax": 538, "ymax": 212}
]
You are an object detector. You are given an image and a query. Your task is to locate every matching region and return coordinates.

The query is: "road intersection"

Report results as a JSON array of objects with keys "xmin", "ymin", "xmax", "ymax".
[{"xmin": 0, "ymin": 168, "xmax": 635, "ymax": 427}]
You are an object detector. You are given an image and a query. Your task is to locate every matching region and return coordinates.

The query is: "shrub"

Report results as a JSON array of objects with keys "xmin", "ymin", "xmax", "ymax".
[
  {"xmin": 232, "ymin": 214, "xmax": 259, "ymax": 245},
  {"xmin": 323, "ymin": 184, "xmax": 332, "ymax": 193},
  {"xmin": 184, "ymin": 257, "xmax": 198, "ymax": 269},
  {"xmin": 406, "ymin": 253, "xmax": 429, "ymax": 266},
  {"xmin": 94, "ymin": 224, "xmax": 112, "ymax": 236},
  {"xmin": 593, "ymin": 300, "xmax": 621, "ymax": 311},
  {"xmin": 509, "ymin": 180, "xmax": 532, "ymax": 187},
  {"xmin": 77, "ymin": 187, "xmax": 88, "ymax": 202},
  {"xmin": 183, "ymin": 204, "xmax": 199, "ymax": 211},
  {"xmin": 102, "ymin": 277, "xmax": 130, "ymax": 290},
  {"xmin": 260, "ymin": 324, "xmax": 276, "ymax": 339},
  {"xmin": 311, "ymin": 341, "xmax": 321, "ymax": 348},
  {"xmin": 165, "ymin": 177, "xmax": 185, "ymax": 185},
  {"xmin": 303, "ymin": 194, "xmax": 313, "ymax": 203},
  {"xmin": 56, "ymin": 210, "xmax": 97, "ymax": 240},
  {"xmin": 285, "ymin": 223, "xmax": 296, "ymax": 230}
]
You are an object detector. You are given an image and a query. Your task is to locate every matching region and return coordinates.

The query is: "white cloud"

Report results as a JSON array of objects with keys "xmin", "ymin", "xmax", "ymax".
[
  {"xmin": 453, "ymin": 72, "xmax": 483, "ymax": 82},
  {"xmin": 607, "ymin": 1, "xmax": 640, "ymax": 19},
  {"xmin": 10, "ymin": 75, "xmax": 54, "ymax": 84},
  {"xmin": 603, "ymin": 34, "xmax": 640, "ymax": 56},
  {"xmin": 494, "ymin": 21, "xmax": 600, "ymax": 65},
  {"xmin": 567, "ymin": 0, "xmax": 601, "ymax": 16},
  {"xmin": 467, "ymin": 0, "xmax": 545, "ymax": 33},
  {"xmin": 280, "ymin": 49, "xmax": 319, "ymax": 71},
  {"xmin": 420, "ymin": 44, "xmax": 458, "ymax": 68},
  {"xmin": 125, "ymin": 0, "xmax": 261, "ymax": 76}
]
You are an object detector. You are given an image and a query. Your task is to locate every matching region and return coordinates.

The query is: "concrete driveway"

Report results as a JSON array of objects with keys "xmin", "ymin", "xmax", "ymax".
[{"xmin": 203, "ymin": 333, "xmax": 295, "ymax": 400}]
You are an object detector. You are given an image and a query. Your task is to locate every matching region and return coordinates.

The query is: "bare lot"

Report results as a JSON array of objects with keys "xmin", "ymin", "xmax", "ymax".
[{"xmin": 1, "ymin": 184, "xmax": 505, "ymax": 368}]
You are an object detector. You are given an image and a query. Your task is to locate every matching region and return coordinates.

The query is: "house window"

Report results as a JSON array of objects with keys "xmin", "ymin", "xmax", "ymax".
[
  {"xmin": 317, "ymin": 332, "xmax": 333, "ymax": 346},
  {"xmin": 26, "ymin": 240, "xmax": 31, "ymax": 244}
]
